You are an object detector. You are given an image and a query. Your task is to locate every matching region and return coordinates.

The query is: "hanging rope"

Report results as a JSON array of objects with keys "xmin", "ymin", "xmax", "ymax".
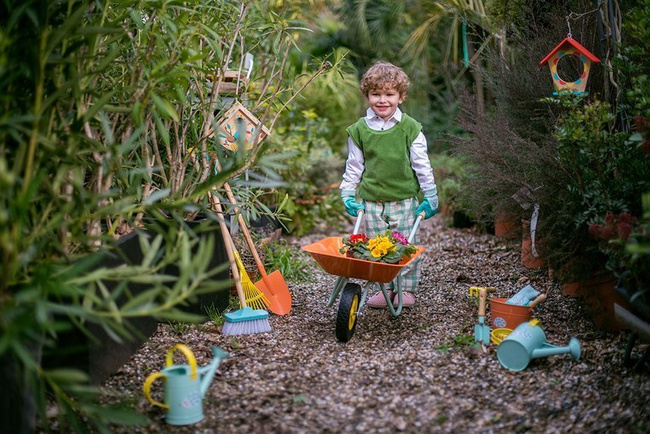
[{"xmin": 566, "ymin": 1, "xmax": 623, "ymax": 124}]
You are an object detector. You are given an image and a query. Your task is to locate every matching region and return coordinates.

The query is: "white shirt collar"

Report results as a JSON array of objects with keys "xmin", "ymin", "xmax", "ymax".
[{"xmin": 365, "ymin": 107, "xmax": 403, "ymax": 123}]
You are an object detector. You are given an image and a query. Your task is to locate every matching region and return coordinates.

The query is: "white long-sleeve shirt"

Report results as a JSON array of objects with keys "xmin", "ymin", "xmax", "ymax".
[{"xmin": 340, "ymin": 107, "xmax": 437, "ymax": 194}]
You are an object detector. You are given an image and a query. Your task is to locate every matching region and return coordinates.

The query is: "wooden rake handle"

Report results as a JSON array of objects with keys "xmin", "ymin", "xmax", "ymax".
[
  {"xmin": 208, "ymin": 191, "xmax": 247, "ymax": 308},
  {"xmin": 221, "ymin": 181, "xmax": 268, "ymax": 278}
]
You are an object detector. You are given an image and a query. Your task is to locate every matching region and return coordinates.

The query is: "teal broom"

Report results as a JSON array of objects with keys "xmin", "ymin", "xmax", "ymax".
[{"xmin": 209, "ymin": 192, "xmax": 271, "ymax": 335}]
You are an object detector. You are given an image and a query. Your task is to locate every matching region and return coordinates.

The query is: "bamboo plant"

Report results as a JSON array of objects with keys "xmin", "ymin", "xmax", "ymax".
[{"xmin": 0, "ymin": 0, "xmax": 334, "ymax": 430}]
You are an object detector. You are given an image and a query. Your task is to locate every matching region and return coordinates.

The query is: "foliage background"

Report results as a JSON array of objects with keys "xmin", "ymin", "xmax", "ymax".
[{"xmin": 1, "ymin": 0, "xmax": 648, "ymax": 430}]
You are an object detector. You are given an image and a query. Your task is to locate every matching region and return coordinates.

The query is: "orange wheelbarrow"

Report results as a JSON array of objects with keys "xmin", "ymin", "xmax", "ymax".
[{"xmin": 302, "ymin": 211, "xmax": 426, "ymax": 342}]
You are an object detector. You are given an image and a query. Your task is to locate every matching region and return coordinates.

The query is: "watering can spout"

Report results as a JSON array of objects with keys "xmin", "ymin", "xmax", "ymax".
[
  {"xmin": 531, "ymin": 338, "xmax": 581, "ymax": 361},
  {"xmin": 199, "ymin": 346, "xmax": 229, "ymax": 397}
]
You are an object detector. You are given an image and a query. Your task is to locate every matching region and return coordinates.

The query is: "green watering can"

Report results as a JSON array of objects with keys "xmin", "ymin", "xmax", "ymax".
[
  {"xmin": 497, "ymin": 319, "xmax": 581, "ymax": 371},
  {"xmin": 143, "ymin": 344, "xmax": 229, "ymax": 425}
]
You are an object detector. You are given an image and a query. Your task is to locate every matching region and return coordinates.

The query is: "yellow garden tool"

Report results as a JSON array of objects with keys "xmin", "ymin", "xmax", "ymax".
[{"xmin": 233, "ymin": 249, "xmax": 270, "ymax": 311}]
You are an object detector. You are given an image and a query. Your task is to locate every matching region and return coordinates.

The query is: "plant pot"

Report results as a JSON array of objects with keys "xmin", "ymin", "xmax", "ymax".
[
  {"xmin": 1, "ymin": 343, "xmax": 41, "ymax": 433},
  {"xmin": 494, "ymin": 211, "xmax": 519, "ymax": 239},
  {"xmin": 489, "ymin": 298, "xmax": 533, "ymax": 329},
  {"xmin": 165, "ymin": 219, "xmax": 230, "ymax": 316},
  {"xmin": 562, "ymin": 281, "xmax": 582, "ymax": 297},
  {"xmin": 580, "ymin": 273, "xmax": 630, "ymax": 332},
  {"xmin": 43, "ymin": 220, "xmax": 230, "ymax": 385}
]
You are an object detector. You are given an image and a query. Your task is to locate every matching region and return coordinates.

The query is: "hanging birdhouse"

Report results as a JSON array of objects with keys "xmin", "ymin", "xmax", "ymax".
[
  {"xmin": 539, "ymin": 37, "xmax": 600, "ymax": 94},
  {"xmin": 211, "ymin": 101, "xmax": 270, "ymax": 151}
]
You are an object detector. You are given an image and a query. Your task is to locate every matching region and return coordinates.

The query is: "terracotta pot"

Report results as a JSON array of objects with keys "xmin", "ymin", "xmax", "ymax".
[
  {"xmin": 494, "ymin": 211, "xmax": 519, "ymax": 239},
  {"xmin": 580, "ymin": 273, "xmax": 630, "ymax": 332},
  {"xmin": 521, "ymin": 220, "xmax": 545, "ymax": 269},
  {"xmin": 562, "ymin": 281, "xmax": 582, "ymax": 297}
]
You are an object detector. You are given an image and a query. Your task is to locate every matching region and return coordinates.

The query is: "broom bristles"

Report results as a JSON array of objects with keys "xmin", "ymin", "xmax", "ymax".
[{"xmin": 222, "ymin": 307, "xmax": 272, "ymax": 336}]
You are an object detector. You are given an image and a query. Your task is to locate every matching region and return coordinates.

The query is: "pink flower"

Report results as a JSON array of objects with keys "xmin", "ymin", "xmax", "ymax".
[
  {"xmin": 600, "ymin": 226, "xmax": 614, "ymax": 240},
  {"xmin": 617, "ymin": 213, "xmax": 637, "ymax": 225},
  {"xmin": 392, "ymin": 231, "xmax": 409, "ymax": 245},
  {"xmin": 617, "ymin": 222, "xmax": 633, "ymax": 241},
  {"xmin": 588, "ymin": 223, "xmax": 602, "ymax": 239}
]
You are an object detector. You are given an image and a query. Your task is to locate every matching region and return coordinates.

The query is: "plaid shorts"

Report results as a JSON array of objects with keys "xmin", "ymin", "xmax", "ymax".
[{"xmin": 363, "ymin": 197, "xmax": 420, "ymax": 293}]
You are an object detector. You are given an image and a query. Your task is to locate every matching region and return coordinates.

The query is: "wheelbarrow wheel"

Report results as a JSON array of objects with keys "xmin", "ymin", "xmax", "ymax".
[{"xmin": 336, "ymin": 283, "xmax": 361, "ymax": 342}]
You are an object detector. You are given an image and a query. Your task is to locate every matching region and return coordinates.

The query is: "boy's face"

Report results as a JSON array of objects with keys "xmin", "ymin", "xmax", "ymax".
[{"xmin": 366, "ymin": 87, "xmax": 405, "ymax": 121}]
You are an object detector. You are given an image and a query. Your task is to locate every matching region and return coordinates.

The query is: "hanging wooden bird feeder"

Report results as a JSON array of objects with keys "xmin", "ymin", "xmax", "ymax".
[
  {"xmin": 210, "ymin": 101, "xmax": 270, "ymax": 151},
  {"xmin": 539, "ymin": 36, "xmax": 600, "ymax": 94}
]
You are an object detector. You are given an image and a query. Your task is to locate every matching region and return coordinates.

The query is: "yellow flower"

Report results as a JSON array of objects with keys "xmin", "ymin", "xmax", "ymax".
[{"xmin": 368, "ymin": 236, "xmax": 395, "ymax": 258}]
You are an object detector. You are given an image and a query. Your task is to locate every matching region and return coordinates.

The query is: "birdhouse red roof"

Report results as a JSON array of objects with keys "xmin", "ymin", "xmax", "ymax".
[{"xmin": 539, "ymin": 37, "xmax": 600, "ymax": 65}]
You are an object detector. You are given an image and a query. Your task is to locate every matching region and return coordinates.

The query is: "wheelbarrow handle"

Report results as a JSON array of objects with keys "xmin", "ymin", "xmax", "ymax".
[
  {"xmin": 407, "ymin": 213, "xmax": 425, "ymax": 243},
  {"xmin": 355, "ymin": 210, "xmax": 424, "ymax": 243},
  {"xmin": 353, "ymin": 210, "xmax": 364, "ymax": 235}
]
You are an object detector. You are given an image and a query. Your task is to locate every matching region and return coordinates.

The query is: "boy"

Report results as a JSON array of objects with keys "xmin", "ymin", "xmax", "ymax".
[{"xmin": 340, "ymin": 61, "xmax": 438, "ymax": 308}]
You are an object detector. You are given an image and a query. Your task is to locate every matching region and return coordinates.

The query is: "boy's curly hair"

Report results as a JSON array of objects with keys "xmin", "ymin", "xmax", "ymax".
[{"xmin": 360, "ymin": 61, "xmax": 410, "ymax": 97}]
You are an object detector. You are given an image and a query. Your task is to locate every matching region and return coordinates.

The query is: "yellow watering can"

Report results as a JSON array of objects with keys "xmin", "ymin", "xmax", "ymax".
[{"xmin": 143, "ymin": 344, "xmax": 228, "ymax": 425}]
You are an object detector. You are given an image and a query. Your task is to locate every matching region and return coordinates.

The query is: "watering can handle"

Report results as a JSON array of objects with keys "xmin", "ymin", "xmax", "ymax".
[
  {"xmin": 166, "ymin": 344, "xmax": 198, "ymax": 380},
  {"xmin": 143, "ymin": 372, "xmax": 170, "ymax": 410}
]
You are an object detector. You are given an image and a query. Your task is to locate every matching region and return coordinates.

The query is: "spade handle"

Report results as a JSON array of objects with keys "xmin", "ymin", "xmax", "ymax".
[{"xmin": 478, "ymin": 287, "xmax": 487, "ymax": 317}]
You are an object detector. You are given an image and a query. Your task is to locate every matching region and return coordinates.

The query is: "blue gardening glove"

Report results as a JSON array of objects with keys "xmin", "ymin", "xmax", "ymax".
[
  {"xmin": 341, "ymin": 189, "xmax": 364, "ymax": 217},
  {"xmin": 416, "ymin": 188, "xmax": 439, "ymax": 219}
]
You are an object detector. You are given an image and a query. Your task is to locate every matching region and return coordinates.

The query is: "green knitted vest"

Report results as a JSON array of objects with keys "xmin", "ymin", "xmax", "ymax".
[{"xmin": 346, "ymin": 113, "xmax": 422, "ymax": 201}]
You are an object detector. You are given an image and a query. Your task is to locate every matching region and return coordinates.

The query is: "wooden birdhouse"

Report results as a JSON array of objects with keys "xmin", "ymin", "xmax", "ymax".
[
  {"xmin": 212, "ymin": 101, "xmax": 270, "ymax": 151},
  {"xmin": 539, "ymin": 37, "xmax": 600, "ymax": 94}
]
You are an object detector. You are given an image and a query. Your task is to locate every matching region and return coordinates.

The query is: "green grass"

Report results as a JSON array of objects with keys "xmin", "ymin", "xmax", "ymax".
[
  {"xmin": 167, "ymin": 321, "xmax": 192, "ymax": 335},
  {"xmin": 264, "ymin": 240, "xmax": 314, "ymax": 283},
  {"xmin": 204, "ymin": 297, "xmax": 239, "ymax": 326},
  {"xmin": 436, "ymin": 331, "xmax": 482, "ymax": 353}
]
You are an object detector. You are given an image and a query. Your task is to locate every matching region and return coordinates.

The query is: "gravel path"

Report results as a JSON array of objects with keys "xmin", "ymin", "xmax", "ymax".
[{"xmin": 104, "ymin": 217, "xmax": 650, "ymax": 433}]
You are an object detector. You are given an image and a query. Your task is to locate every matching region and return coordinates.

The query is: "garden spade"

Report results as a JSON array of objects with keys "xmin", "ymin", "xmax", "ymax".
[{"xmin": 474, "ymin": 287, "xmax": 491, "ymax": 344}]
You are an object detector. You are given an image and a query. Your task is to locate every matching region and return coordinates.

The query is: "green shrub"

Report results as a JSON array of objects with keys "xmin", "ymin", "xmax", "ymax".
[
  {"xmin": 261, "ymin": 110, "xmax": 347, "ymax": 235},
  {"xmin": 540, "ymin": 95, "xmax": 650, "ymax": 281},
  {"xmin": 431, "ymin": 152, "xmax": 478, "ymax": 224}
]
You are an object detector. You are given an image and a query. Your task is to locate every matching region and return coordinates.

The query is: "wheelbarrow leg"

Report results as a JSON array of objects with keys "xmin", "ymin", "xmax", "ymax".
[
  {"xmin": 385, "ymin": 276, "xmax": 403, "ymax": 317},
  {"xmin": 328, "ymin": 276, "xmax": 348, "ymax": 307}
]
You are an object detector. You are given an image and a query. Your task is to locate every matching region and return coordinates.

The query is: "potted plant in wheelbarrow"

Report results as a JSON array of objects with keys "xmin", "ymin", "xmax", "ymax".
[{"xmin": 302, "ymin": 213, "xmax": 425, "ymax": 342}]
